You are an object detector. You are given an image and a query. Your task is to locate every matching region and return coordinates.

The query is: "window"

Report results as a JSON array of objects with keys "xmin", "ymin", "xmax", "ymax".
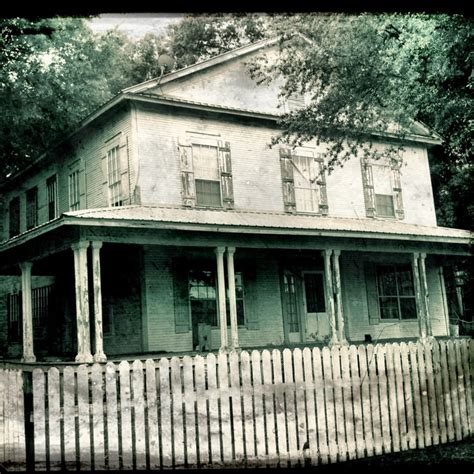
[
  {"xmin": 193, "ymin": 144, "xmax": 222, "ymax": 207},
  {"xmin": 68, "ymin": 170, "xmax": 80, "ymax": 211},
  {"xmin": 286, "ymin": 93, "xmax": 305, "ymax": 112},
  {"xmin": 283, "ymin": 273, "xmax": 299, "ymax": 332},
  {"xmin": 375, "ymin": 194, "xmax": 395, "ymax": 218},
  {"xmin": 377, "ymin": 265, "xmax": 417, "ymax": 320},
  {"xmin": 189, "ymin": 269, "xmax": 245, "ymax": 327},
  {"xmin": 26, "ymin": 187, "xmax": 38, "ymax": 230},
  {"xmin": 293, "ymin": 154, "xmax": 321, "ymax": 213},
  {"xmin": 107, "ymin": 146, "xmax": 123, "ymax": 207},
  {"xmin": 47, "ymin": 175, "xmax": 58, "ymax": 220},
  {"xmin": 9, "ymin": 197, "xmax": 20, "ymax": 238},
  {"xmin": 304, "ymin": 273, "xmax": 326, "ymax": 313},
  {"xmin": 7, "ymin": 292, "xmax": 21, "ymax": 342}
]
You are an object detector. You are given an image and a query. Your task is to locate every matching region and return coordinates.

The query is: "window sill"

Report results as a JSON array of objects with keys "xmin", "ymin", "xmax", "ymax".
[{"xmin": 377, "ymin": 318, "xmax": 418, "ymax": 323}]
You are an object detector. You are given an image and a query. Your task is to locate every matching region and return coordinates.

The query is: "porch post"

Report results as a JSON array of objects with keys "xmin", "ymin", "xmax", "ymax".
[
  {"xmin": 91, "ymin": 241, "xmax": 107, "ymax": 362},
  {"xmin": 72, "ymin": 242, "xmax": 93, "ymax": 363},
  {"xmin": 226, "ymin": 247, "xmax": 239, "ymax": 351},
  {"xmin": 419, "ymin": 253, "xmax": 432, "ymax": 338},
  {"xmin": 332, "ymin": 250, "xmax": 348, "ymax": 345},
  {"xmin": 411, "ymin": 252, "xmax": 427, "ymax": 340},
  {"xmin": 215, "ymin": 247, "xmax": 228, "ymax": 352},
  {"xmin": 19, "ymin": 262, "xmax": 36, "ymax": 363},
  {"xmin": 322, "ymin": 249, "xmax": 338, "ymax": 345}
]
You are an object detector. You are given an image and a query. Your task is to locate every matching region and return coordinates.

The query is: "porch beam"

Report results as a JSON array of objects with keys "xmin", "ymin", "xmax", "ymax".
[
  {"xmin": 72, "ymin": 242, "xmax": 93, "ymax": 363},
  {"xmin": 419, "ymin": 253, "xmax": 432, "ymax": 338},
  {"xmin": 91, "ymin": 241, "xmax": 107, "ymax": 362},
  {"xmin": 226, "ymin": 247, "xmax": 239, "ymax": 351},
  {"xmin": 19, "ymin": 261, "xmax": 36, "ymax": 363},
  {"xmin": 215, "ymin": 247, "xmax": 228, "ymax": 352},
  {"xmin": 411, "ymin": 252, "xmax": 427, "ymax": 341},
  {"xmin": 322, "ymin": 249, "xmax": 338, "ymax": 345},
  {"xmin": 332, "ymin": 250, "xmax": 347, "ymax": 345}
]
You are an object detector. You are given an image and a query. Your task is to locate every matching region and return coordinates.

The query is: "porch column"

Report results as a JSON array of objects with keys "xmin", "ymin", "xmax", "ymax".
[
  {"xmin": 215, "ymin": 247, "xmax": 228, "ymax": 352},
  {"xmin": 72, "ymin": 242, "xmax": 93, "ymax": 363},
  {"xmin": 226, "ymin": 247, "xmax": 239, "ymax": 351},
  {"xmin": 419, "ymin": 253, "xmax": 432, "ymax": 338},
  {"xmin": 322, "ymin": 249, "xmax": 338, "ymax": 345},
  {"xmin": 332, "ymin": 250, "xmax": 348, "ymax": 345},
  {"xmin": 19, "ymin": 262, "xmax": 36, "ymax": 363},
  {"xmin": 91, "ymin": 241, "xmax": 107, "ymax": 362},
  {"xmin": 411, "ymin": 252, "xmax": 427, "ymax": 340}
]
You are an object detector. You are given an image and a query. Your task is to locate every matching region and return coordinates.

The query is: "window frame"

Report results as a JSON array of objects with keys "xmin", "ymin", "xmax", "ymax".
[
  {"xmin": 302, "ymin": 270, "xmax": 327, "ymax": 314},
  {"xmin": 7, "ymin": 292, "xmax": 22, "ymax": 343},
  {"xmin": 47, "ymin": 174, "xmax": 59, "ymax": 220},
  {"xmin": 292, "ymin": 154, "xmax": 323, "ymax": 214},
  {"xmin": 68, "ymin": 169, "xmax": 81, "ymax": 211},
  {"xmin": 370, "ymin": 160, "xmax": 398, "ymax": 219},
  {"xmin": 376, "ymin": 264, "xmax": 417, "ymax": 321},
  {"xmin": 26, "ymin": 186, "xmax": 38, "ymax": 230},
  {"xmin": 107, "ymin": 145, "xmax": 123, "ymax": 207}
]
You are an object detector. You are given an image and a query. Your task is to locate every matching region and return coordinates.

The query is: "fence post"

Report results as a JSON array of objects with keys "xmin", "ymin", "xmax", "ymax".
[{"xmin": 22, "ymin": 371, "xmax": 34, "ymax": 472}]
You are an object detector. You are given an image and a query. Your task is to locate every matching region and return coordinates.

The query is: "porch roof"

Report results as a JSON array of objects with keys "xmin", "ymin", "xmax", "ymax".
[{"xmin": 62, "ymin": 205, "xmax": 471, "ymax": 244}]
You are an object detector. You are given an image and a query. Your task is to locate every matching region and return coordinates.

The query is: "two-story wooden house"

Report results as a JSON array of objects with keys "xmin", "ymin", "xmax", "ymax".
[{"xmin": 0, "ymin": 37, "xmax": 471, "ymax": 363}]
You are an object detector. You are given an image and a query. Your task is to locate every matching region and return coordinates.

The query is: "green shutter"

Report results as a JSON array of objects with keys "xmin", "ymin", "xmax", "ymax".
[
  {"xmin": 315, "ymin": 155, "xmax": 328, "ymax": 215},
  {"xmin": 365, "ymin": 262, "xmax": 380, "ymax": 325},
  {"xmin": 243, "ymin": 262, "xmax": 259, "ymax": 330},
  {"xmin": 280, "ymin": 148, "xmax": 296, "ymax": 213},
  {"xmin": 172, "ymin": 258, "xmax": 190, "ymax": 333},
  {"xmin": 119, "ymin": 137, "xmax": 130, "ymax": 205},
  {"xmin": 218, "ymin": 140, "xmax": 234, "ymax": 209},
  {"xmin": 361, "ymin": 158, "xmax": 375, "ymax": 217},
  {"xmin": 391, "ymin": 164, "xmax": 405, "ymax": 219},
  {"xmin": 178, "ymin": 138, "xmax": 195, "ymax": 207}
]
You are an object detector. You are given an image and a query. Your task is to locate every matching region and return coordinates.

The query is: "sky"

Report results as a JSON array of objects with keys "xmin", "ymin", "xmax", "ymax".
[{"xmin": 87, "ymin": 13, "xmax": 184, "ymax": 39}]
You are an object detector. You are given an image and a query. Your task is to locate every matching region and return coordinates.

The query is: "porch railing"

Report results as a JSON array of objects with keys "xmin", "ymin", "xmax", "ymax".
[{"xmin": 0, "ymin": 338, "xmax": 472, "ymax": 470}]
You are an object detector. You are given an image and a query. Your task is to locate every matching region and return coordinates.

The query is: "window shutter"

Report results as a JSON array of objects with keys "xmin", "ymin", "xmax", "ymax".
[
  {"xmin": 101, "ymin": 154, "xmax": 109, "ymax": 206},
  {"xmin": 391, "ymin": 164, "xmax": 404, "ymax": 219},
  {"xmin": 315, "ymin": 155, "xmax": 328, "ymax": 215},
  {"xmin": 364, "ymin": 262, "xmax": 380, "ymax": 325},
  {"xmin": 280, "ymin": 148, "xmax": 296, "ymax": 213},
  {"xmin": 218, "ymin": 140, "xmax": 234, "ymax": 209},
  {"xmin": 178, "ymin": 138, "xmax": 195, "ymax": 207},
  {"xmin": 119, "ymin": 137, "xmax": 130, "ymax": 205},
  {"xmin": 243, "ymin": 262, "xmax": 259, "ymax": 330},
  {"xmin": 79, "ymin": 159, "xmax": 86, "ymax": 207},
  {"xmin": 172, "ymin": 258, "xmax": 190, "ymax": 333},
  {"xmin": 361, "ymin": 158, "xmax": 375, "ymax": 217}
]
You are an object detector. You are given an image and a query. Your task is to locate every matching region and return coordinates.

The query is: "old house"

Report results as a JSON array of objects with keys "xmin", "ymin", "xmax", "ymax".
[{"xmin": 0, "ymin": 37, "xmax": 471, "ymax": 364}]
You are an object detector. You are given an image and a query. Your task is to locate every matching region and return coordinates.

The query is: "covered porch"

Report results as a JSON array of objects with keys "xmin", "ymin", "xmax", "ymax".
[{"xmin": 0, "ymin": 206, "xmax": 470, "ymax": 364}]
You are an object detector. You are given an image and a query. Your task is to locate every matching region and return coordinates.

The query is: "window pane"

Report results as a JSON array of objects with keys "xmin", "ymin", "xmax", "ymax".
[
  {"xmin": 379, "ymin": 297, "xmax": 400, "ymax": 319},
  {"xmin": 304, "ymin": 273, "xmax": 326, "ymax": 313},
  {"xmin": 193, "ymin": 144, "xmax": 219, "ymax": 180},
  {"xmin": 372, "ymin": 164, "xmax": 392, "ymax": 194},
  {"xmin": 397, "ymin": 266, "xmax": 415, "ymax": 296},
  {"xmin": 378, "ymin": 266, "xmax": 397, "ymax": 296},
  {"xmin": 195, "ymin": 179, "xmax": 222, "ymax": 207},
  {"xmin": 375, "ymin": 194, "xmax": 395, "ymax": 217},
  {"xmin": 400, "ymin": 298, "xmax": 417, "ymax": 319}
]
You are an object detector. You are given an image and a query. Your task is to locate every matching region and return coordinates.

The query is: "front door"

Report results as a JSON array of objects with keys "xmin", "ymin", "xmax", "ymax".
[
  {"xmin": 302, "ymin": 271, "xmax": 329, "ymax": 342},
  {"xmin": 281, "ymin": 270, "xmax": 304, "ymax": 343}
]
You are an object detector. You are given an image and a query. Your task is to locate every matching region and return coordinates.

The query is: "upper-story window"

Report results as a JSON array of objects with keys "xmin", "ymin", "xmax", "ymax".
[
  {"xmin": 361, "ymin": 157, "xmax": 404, "ymax": 219},
  {"xmin": 286, "ymin": 92, "xmax": 306, "ymax": 112},
  {"xmin": 280, "ymin": 148, "xmax": 328, "ymax": 215},
  {"xmin": 178, "ymin": 136, "xmax": 234, "ymax": 209},
  {"xmin": 68, "ymin": 170, "xmax": 80, "ymax": 211},
  {"xmin": 107, "ymin": 145, "xmax": 123, "ymax": 207},
  {"xmin": 9, "ymin": 197, "xmax": 20, "ymax": 238},
  {"xmin": 26, "ymin": 187, "xmax": 38, "ymax": 230},
  {"xmin": 47, "ymin": 174, "xmax": 58, "ymax": 220}
]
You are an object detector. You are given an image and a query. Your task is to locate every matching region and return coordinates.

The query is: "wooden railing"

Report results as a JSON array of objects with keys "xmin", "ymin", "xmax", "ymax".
[{"xmin": 0, "ymin": 339, "xmax": 472, "ymax": 470}]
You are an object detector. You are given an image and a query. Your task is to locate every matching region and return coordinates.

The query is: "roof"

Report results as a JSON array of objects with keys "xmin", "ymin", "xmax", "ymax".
[{"xmin": 59, "ymin": 206, "xmax": 471, "ymax": 244}]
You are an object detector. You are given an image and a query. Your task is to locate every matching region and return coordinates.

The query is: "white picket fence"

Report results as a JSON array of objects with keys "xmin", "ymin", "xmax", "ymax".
[
  {"xmin": 0, "ymin": 368, "xmax": 26, "ymax": 471},
  {"xmin": 25, "ymin": 339, "xmax": 472, "ymax": 470}
]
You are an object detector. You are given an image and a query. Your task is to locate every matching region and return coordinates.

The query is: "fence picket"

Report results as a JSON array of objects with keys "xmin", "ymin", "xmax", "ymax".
[
  {"xmin": 77, "ymin": 365, "xmax": 92, "ymax": 469},
  {"xmin": 170, "ymin": 357, "xmax": 184, "ymax": 467},
  {"xmin": 251, "ymin": 350, "xmax": 266, "ymax": 464},
  {"xmin": 292, "ymin": 348, "xmax": 307, "ymax": 464},
  {"xmin": 446, "ymin": 340, "xmax": 462, "ymax": 440},
  {"xmin": 261, "ymin": 350, "xmax": 277, "ymax": 466},
  {"xmin": 460, "ymin": 340, "xmax": 473, "ymax": 434},
  {"xmin": 416, "ymin": 342, "xmax": 432, "ymax": 447},
  {"xmin": 145, "ymin": 360, "xmax": 160, "ymax": 469},
  {"xmin": 6, "ymin": 371, "xmax": 15, "ymax": 466},
  {"xmin": 14, "ymin": 370, "xmax": 26, "ymax": 469},
  {"xmin": 340, "ymin": 345, "xmax": 356, "ymax": 460},
  {"xmin": 431, "ymin": 340, "xmax": 447, "ymax": 444},
  {"xmin": 229, "ymin": 350, "xmax": 245, "ymax": 464},
  {"xmin": 132, "ymin": 360, "xmax": 146, "ymax": 470},
  {"xmin": 158, "ymin": 358, "xmax": 172, "ymax": 467},
  {"xmin": 47, "ymin": 368, "xmax": 61, "ymax": 470},
  {"xmin": 194, "ymin": 356, "xmax": 209, "ymax": 466},
  {"xmin": 313, "ymin": 348, "xmax": 329, "ymax": 464},
  {"xmin": 322, "ymin": 347, "xmax": 338, "ymax": 463},
  {"xmin": 283, "ymin": 348, "xmax": 300, "ymax": 465},
  {"xmin": 272, "ymin": 348, "xmax": 288, "ymax": 466},
  {"xmin": 90, "ymin": 364, "xmax": 105, "ymax": 471},
  {"xmin": 118, "ymin": 361, "xmax": 133, "ymax": 469},
  {"xmin": 375, "ymin": 345, "xmax": 391, "ymax": 454},
  {"xmin": 439, "ymin": 341, "xmax": 455, "ymax": 442},
  {"xmin": 240, "ymin": 351, "xmax": 255, "ymax": 463},
  {"xmin": 424, "ymin": 342, "xmax": 440, "ymax": 445},
  {"xmin": 348, "ymin": 346, "xmax": 365, "ymax": 458},
  {"xmin": 182, "ymin": 356, "xmax": 197, "ymax": 467},
  {"xmin": 367, "ymin": 344, "xmax": 382, "ymax": 455},
  {"xmin": 331, "ymin": 345, "xmax": 347, "ymax": 462},
  {"xmin": 206, "ymin": 353, "xmax": 221, "ymax": 465},
  {"xmin": 217, "ymin": 352, "xmax": 232, "ymax": 464},
  {"xmin": 105, "ymin": 362, "xmax": 120, "ymax": 470},
  {"xmin": 358, "ymin": 345, "xmax": 374, "ymax": 457},
  {"xmin": 62, "ymin": 367, "xmax": 77, "ymax": 470},
  {"xmin": 408, "ymin": 342, "xmax": 424, "ymax": 448},
  {"xmin": 302, "ymin": 348, "xmax": 318, "ymax": 465},
  {"xmin": 385, "ymin": 344, "xmax": 401, "ymax": 453},
  {"xmin": 400, "ymin": 342, "xmax": 416, "ymax": 450},
  {"xmin": 0, "ymin": 370, "xmax": 5, "ymax": 465},
  {"xmin": 454, "ymin": 341, "xmax": 468, "ymax": 438}
]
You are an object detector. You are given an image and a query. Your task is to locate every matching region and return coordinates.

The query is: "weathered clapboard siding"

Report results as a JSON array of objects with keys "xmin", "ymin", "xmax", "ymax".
[{"xmin": 27, "ymin": 339, "xmax": 472, "ymax": 470}]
